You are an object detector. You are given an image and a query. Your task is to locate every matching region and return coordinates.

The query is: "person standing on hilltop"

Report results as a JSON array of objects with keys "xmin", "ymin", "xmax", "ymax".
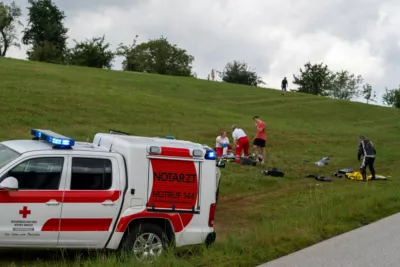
[
  {"xmin": 252, "ymin": 116, "xmax": 267, "ymax": 165},
  {"xmin": 358, "ymin": 135, "xmax": 376, "ymax": 182},
  {"xmin": 281, "ymin": 77, "xmax": 288, "ymax": 95},
  {"xmin": 211, "ymin": 69, "xmax": 215, "ymax": 81},
  {"xmin": 231, "ymin": 125, "xmax": 249, "ymax": 163}
]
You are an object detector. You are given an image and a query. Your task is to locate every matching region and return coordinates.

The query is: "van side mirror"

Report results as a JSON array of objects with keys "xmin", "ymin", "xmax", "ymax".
[{"xmin": 0, "ymin": 177, "xmax": 19, "ymax": 191}]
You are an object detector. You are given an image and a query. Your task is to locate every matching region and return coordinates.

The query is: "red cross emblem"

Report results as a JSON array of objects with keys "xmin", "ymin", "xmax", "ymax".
[{"xmin": 19, "ymin": 206, "xmax": 31, "ymax": 218}]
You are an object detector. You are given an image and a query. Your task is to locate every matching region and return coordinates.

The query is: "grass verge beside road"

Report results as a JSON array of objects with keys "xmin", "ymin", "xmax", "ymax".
[{"xmin": 0, "ymin": 58, "xmax": 399, "ymax": 267}]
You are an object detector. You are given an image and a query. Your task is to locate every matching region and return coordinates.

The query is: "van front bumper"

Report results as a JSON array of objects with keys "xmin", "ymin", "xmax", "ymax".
[{"xmin": 205, "ymin": 231, "xmax": 216, "ymax": 247}]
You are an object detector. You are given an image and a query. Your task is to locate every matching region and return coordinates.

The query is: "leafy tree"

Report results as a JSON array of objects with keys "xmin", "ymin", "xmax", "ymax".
[
  {"xmin": 219, "ymin": 60, "xmax": 264, "ymax": 87},
  {"xmin": 115, "ymin": 35, "xmax": 138, "ymax": 71},
  {"xmin": 66, "ymin": 36, "xmax": 115, "ymax": 69},
  {"xmin": 293, "ymin": 62, "xmax": 335, "ymax": 96},
  {"xmin": 28, "ymin": 41, "xmax": 64, "ymax": 63},
  {"xmin": 22, "ymin": 0, "xmax": 68, "ymax": 63},
  {"xmin": 116, "ymin": 35, "xmax": 195, "ymax": 77},
  {"xmin": 0, "ymin": 1, "xmax": 22, "ymax": 57},
  {"xmin": 362, "ymin": 83, "xmax": 377, "ymax": 104},
  {"xmin": 382, "ymin": 87, "xmax": 400, "ymax": 108},
  {"xmin": 329, "ymin": 70, "xmax": 363, "ymax": 100}
]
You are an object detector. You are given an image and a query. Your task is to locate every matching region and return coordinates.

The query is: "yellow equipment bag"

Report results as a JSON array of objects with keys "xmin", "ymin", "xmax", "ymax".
[{"xmin": 345, "ymin": 172, "xmax": 388, "ymax": 181}]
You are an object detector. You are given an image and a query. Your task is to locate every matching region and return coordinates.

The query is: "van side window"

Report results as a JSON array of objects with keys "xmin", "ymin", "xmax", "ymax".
[
  {"xmin": 7, "ymin": 157, "xmax": 64, "ymax": 190},
  {"xmin": 70, "ymin": 158, "xmax": 112, "ymax": 190}
]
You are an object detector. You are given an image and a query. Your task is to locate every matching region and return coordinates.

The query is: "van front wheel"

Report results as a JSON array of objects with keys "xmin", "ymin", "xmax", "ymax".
[{"xmin": 121, "ymin": 223, "xmax": 168, "ymax": 262}]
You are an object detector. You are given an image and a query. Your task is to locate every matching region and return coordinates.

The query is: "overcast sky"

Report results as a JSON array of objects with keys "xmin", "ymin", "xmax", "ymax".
[{"xmin": 5, "ymin": 0, "xmax": 400, "ymax": 104}]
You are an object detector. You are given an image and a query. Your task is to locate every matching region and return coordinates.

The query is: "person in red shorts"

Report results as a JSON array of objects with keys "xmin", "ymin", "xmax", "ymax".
[
  {"xmin": 231, "ymin": 125, "xmax": 249, "ymax": 163},
  {"xmin": 215, "ymin": 131, "xmax": 231, "ymax": 157},
  {"xmin": 252, "ymin": 116, "xmax": 267, "ymax": 165}
]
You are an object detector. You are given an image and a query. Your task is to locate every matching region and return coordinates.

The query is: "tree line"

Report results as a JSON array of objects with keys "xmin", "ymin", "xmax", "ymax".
[
  {"xmin": 1, "ymin": 0, "xmax": 197, "ymax": 77},
  {"xmin": 291, "ymin": 62, "xmax": 399, "ymax": 108},
  {"xmin": 0, "ymin": 0, "xmax": 399, "ymax": 108}
]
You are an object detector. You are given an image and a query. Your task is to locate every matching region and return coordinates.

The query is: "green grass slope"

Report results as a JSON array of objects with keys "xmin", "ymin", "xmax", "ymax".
[{"xmin": 0, "ymin": 57, "xmax": 400, "ymax": 267}]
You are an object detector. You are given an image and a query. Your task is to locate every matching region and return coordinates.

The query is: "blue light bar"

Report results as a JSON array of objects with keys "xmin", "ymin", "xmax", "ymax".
[
  {"xmin": 205, "ymin": 148, "xmax": 216, "ymax": 160},
  {"xmin": 165, "ymin": 136, "xmax": 175, "ymax": 140},
  {"xmin": 31, "ymin": 129, "xmax": 75, "ymax": 147}
]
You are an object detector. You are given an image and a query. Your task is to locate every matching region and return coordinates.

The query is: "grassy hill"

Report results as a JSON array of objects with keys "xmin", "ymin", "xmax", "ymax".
[{"xmin": 0, "ymin": 57, "xmax": 400, "ymax": 267}]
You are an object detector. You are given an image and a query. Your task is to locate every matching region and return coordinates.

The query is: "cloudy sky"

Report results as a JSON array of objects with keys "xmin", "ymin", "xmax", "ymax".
[{"xmin": 5, "ymin": 0, "xmax": 400, "ymax": 104}]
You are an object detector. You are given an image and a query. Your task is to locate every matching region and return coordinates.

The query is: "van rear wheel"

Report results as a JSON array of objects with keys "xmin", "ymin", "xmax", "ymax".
[{"xmin": 121, "ymin": 223, "xmax": 168, "ymax": 262}]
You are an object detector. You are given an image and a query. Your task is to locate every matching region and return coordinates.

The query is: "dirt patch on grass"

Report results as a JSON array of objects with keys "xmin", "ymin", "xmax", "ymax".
[{"xmin": 214, "ymin": 180, "xmax": 314, "ymax": 239}]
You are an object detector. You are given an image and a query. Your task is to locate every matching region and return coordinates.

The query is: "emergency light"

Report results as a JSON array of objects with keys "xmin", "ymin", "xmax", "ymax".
[
  {"xmin": 165, "ymin": 136, "xmax": 175, "ymax": 140},
  {"xmin": 31, "ymin": 129, "xmax": 75, "ymax": 147},
  {"xmin": 204, "ymin": 148, "xmax": 216, "ymax": 160}
]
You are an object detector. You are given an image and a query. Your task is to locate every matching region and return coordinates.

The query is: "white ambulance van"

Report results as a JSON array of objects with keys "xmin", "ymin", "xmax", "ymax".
[{"xmin": 0, "ymin": 129, "xmax": 219, "ymax": 261}]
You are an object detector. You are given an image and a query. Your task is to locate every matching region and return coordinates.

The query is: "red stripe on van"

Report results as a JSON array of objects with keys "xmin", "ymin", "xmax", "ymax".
[
  {"xmin": 64, "ymin": 190, "xmax": 121, "ymax": 203},
  {"xmin": 42, "ymin": 218, "xmax": 113, "ymax": 231},
  {"xmin": 0, "ymin": 190, "xmax": 121, "ymax": 203},
  {"xmin": 115, "ymin": 212, "xmax": 194, "ymax": 233}
]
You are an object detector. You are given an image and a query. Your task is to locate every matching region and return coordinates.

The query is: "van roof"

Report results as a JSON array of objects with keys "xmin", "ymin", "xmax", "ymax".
[
  {"xmin": 1, "ymin": 133, "xmax": 206, "ymax": 154},
  {"xmin": 94, "ymin": 133, "xmax": 205, "ymax": 151},
  {"xmin": 1, "ymin": 140, "xmax": 108, "ymax": 154}
]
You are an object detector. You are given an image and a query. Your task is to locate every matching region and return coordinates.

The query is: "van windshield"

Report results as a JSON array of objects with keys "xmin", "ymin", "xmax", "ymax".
[{"xmin": 0, "ymin": 144, "xmax": 21, "ymax": 169}]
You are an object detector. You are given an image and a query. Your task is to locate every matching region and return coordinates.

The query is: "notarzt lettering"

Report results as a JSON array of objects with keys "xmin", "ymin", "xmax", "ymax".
[{"xmin": 153, "ymin": 172, "xmax": 197, "ymax": 183}]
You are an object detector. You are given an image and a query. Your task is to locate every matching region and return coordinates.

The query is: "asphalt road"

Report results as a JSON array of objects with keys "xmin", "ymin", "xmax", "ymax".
[{"xmin": 258, "ymin": 213, "xmax": 400, "ymax": 267}]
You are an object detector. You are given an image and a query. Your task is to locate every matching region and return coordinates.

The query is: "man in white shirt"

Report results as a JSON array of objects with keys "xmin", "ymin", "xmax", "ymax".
[{"xmin": 231, "ymin": 125, "xmax": 250, "ymax": 163}]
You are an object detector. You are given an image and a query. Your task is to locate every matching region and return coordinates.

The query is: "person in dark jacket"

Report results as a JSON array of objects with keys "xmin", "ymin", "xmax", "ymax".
[
  {"xmin": 281, "ymin": 77, "xmax": 288, "ymax": 95},
  {"xmin": 357, "ymin": 135, "xmax": 376, "ymax": 182}
]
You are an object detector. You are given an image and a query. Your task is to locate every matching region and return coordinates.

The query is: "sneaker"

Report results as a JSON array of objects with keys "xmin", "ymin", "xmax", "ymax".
[{"xmin": 260, "ymin": 161, "xmax": 265, "ymax": 165}]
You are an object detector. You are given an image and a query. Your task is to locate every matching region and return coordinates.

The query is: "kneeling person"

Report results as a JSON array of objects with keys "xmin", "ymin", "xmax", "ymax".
[
  {"xmin": 232, "ymin": 125, "xmax": 249, "ymax": 163},
  {"xmin": 215, "ymin": 131, "xmax": 230, "ymax": 157}
]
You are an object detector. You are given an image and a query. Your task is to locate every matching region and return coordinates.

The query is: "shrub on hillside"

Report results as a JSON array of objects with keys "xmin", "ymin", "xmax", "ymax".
[
  {"xmin": 116, "ymin": 35, "xmax": 195, "ymax": 77},
  {"xmin": 382, "ymin": 87, "xmax": 400, "ymax": 108},
  {"xmin": 219, "ymin": 60, "xmax": 264, "ymax": 87}
]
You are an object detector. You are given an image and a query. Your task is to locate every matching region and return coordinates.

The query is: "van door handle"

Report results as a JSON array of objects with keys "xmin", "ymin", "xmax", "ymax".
[
  {"xmin": 102, "ymin": 200, "xmax": 115, "ymax": 206},
  {"xmin": 46, "ymin": 200, "xmax": 60, "ymax": 206}
]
